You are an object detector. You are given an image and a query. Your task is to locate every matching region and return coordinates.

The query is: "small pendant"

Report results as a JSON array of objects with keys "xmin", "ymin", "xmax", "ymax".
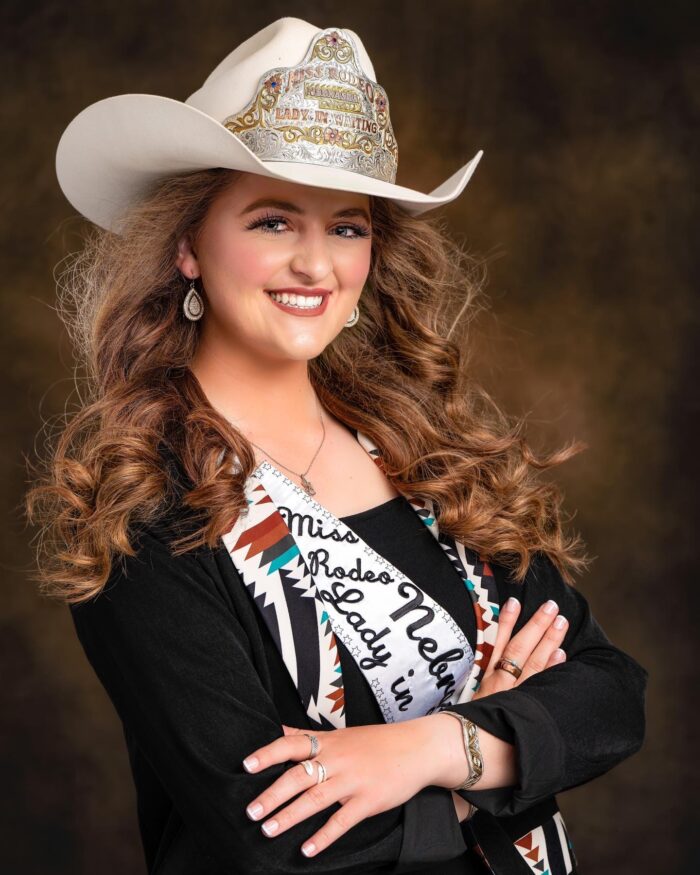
[{"xmin": 300, "ymin": 474, "xmax": 315, "ymax": 496}]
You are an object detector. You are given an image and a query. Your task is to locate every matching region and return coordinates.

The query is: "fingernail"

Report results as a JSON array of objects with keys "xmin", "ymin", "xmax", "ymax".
[
  {"xmin": 243, "ymin": 756, "xmax": 259, "ymax": 772},
  {"xmin": 553, "ymin": 648, "xmax": 566, "ymax": 661},
  {"xmin": 262, "ymin": 819, "xmax": 279, "ymax": 836},
  {"xmin": 543, "ymin": 600, "xmax": 558, "ymax": 615},
  {"xmin": 504, "ymin": 597, "xmax": 520, "ymax": 613},
  {"xmin": 554, "ymin": 614, "xmax": 567, "ymax": 629},
  {"xmin": 302, "ymin": 842, "xmax": 316, "ymax": 856},
  {"xmin": 246, "ymin": 802, "xmax": 263, "ymax": 820}
]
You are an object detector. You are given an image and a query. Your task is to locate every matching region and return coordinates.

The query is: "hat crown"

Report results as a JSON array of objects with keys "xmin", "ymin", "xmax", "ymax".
[
  {"xmin": 192, "ymin": 18, "xmax": 377, "ymax": 99},
  {"xmin": 185, "ymin": 17, "xmax": 397, "ymax": 184}
]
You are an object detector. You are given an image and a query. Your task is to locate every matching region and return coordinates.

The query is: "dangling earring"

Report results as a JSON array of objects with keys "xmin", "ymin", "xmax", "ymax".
[
  {"xmin": 344, "ymin": 304, "xmax": 359, "ymax": 327},
  {"xmin": 183, "ymin": 277, "xmax": 204, "ymax": 321}
]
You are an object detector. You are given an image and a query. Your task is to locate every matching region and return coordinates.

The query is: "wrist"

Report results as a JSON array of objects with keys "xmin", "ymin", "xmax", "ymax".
[{"xmin": 422, "ymin": 712, "xmax": 475, "ymax": 790}]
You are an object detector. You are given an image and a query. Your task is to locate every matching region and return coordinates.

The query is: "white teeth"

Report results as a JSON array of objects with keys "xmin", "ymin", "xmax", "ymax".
[{"xmin": 268, "ymin": 292, "xmax": 324, "ymax": 309}]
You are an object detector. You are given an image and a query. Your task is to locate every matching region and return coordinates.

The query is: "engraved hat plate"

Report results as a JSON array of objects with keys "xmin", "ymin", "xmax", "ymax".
[{"xmin": 222, "ymin": 27, "xmax": 398, "ymax": 184}]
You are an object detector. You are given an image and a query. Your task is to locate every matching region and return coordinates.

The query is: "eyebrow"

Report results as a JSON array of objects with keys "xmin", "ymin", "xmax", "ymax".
[{"xmin": 240, "ymin": 198, "xmax": 371, "ymax": 224}]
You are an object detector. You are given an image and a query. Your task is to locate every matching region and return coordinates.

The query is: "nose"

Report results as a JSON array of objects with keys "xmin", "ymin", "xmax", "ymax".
[{"xmin": 289, "ymin": 226, "xmax": 334, "ymax": 283}]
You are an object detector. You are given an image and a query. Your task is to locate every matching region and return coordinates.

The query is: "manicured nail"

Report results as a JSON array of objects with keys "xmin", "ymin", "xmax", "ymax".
[
  {"xmin": 243, "ymin": 756, "xmax": 259, "ymax": 772},
  {"xmin": 504, "ymin": 597, "xmax": 520, "ymax": 613},
  {"xmin": 246, "ymin": 802, "xmax": 263, "ymax": 820},
  {"xmin": 301, "ymin": 842, "xmax": 317, "ymax": 856},
  {"xmin": 262, "ymin": 819, "xmax": 278, "ymax": 836},
  {"xmin": 543, "ymin": 600, "xmax": 558, "ymax": 615},
  {"xmin": 553, "ymin": 648, "xmax": 566, "ymax": 661},
  {"xmin": 554, "ymin": 614, "xmax": 567, "ymax": 629}
]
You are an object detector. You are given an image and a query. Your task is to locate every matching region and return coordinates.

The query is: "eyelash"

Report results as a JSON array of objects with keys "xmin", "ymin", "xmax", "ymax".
[{"xmin": 244, "ymin": 212, "xmax": 371, "ymax": 239}]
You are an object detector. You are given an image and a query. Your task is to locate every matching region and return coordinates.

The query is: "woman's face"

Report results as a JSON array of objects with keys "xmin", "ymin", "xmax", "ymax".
[{"xmin": 176, "ymin": 172, "xmax": 372, "ymax": 365}]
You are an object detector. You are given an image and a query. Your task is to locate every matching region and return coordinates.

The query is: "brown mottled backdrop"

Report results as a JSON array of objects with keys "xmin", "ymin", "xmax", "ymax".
[{"xmin": 2, "ymin": 1, "xmax": 697, "ymax": 872}]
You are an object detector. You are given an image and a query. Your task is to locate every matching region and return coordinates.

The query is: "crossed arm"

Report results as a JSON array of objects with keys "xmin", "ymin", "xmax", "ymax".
[
  {"xmin": 239, "ymin": 592, "xmax": 578, "ymax": 854},
  {"xmin": 71, "ymin": 533, "xmax": 647, "ymax": 870}
]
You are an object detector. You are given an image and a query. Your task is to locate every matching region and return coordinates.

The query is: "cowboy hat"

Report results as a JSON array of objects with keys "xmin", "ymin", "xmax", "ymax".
[{"xmin": 55, "ymin": 16, "xmax": 484, "ymax": 234}]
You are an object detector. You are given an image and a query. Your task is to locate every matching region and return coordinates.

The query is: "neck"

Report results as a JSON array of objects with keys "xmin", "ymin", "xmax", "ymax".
[{"xmin": 189, "ymin": 342, "xmax": 322, "ymax": 446}]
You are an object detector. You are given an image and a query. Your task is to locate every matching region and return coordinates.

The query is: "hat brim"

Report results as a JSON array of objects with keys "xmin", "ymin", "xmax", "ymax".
[{"xmin": 56, "ymin": 94, "xmax": 483, "ymax": 233}]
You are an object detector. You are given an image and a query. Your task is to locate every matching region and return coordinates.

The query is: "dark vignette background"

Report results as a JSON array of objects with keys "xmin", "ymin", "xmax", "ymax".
[{"xmin": 2, "ymin": 1, "xmax": 697, "ymax": 872}]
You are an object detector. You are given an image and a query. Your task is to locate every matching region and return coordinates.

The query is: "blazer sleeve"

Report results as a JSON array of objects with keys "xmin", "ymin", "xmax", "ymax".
[
  {"xmin": 70, "ymin": 528, "xmax": 468, "ymax": 874},
  {"xmin": 445, "ymin": 552, "xmax": 649, "ymax": 817}
]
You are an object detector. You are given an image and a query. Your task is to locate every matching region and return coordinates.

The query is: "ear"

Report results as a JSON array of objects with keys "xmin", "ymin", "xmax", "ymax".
[{"xmin": 175, "ymin": 233, "xmax": 200, "ymax": 279}]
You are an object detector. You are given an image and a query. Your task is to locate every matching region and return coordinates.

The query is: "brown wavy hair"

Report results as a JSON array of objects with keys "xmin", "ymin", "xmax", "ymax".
[{"xmin": 24, "ymin": 167, "xmax": 591, "ymax": 604}]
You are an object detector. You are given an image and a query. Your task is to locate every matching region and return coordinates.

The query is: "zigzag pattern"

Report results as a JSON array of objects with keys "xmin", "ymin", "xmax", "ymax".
[
  {"xmin": 515, "ymin": 827, "xmax": 551, "ymax": 874},
  {"xmin": 513, "ymin": 812, "xmax": 577, "ymax": 875},
  {"xmin": 221, "ymin": 470, "xmax": 346, "ymax": 728}
]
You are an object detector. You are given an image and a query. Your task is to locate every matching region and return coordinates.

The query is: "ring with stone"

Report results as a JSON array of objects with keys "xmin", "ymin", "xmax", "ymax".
[
  {"xmin": 495, "ymin": 656, "xmax": 522, "ymax": 679},
  {"xmin": 301, "ymin": 732, "xmax": 319, "ymax": 757}
]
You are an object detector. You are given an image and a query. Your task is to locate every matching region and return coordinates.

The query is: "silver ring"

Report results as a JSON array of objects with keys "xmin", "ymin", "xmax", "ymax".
[
  {"xmin": 302, "ymin": 732, "xmax": 319, "ymax": 757},
  {"xmin": 315, "ymin": 760, "xmax": 327, "ymax": 784},
  {"xmin": 300, "ymin": 759, "xmax": 314, "ymax": 777}
]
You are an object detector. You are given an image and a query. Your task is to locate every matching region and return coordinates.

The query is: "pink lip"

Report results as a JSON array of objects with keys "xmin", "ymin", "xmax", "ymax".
[{"xmin": 265, "ymin": 288, "xmax": 331, "ymax": 317}]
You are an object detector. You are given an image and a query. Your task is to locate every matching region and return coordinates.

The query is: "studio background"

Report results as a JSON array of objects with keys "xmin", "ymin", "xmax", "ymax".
[{"xmin": 2, "ymin": 1, "xmax": 696, "ymax": 873}]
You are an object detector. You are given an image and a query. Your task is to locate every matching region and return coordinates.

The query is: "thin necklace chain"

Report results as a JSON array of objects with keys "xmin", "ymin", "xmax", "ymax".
[{"xmin": 247, "ymin": 395, "xmax": 325, "ymax": 496}]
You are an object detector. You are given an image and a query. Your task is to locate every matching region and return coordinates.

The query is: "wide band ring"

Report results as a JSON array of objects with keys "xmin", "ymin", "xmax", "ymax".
[
  {"xmin": 301, "ymin": 732, "xmax": 320, "ymax": 757},
  {"xmin": 494, "ymin": 656, "xmax": 523, "ymax": 679}
]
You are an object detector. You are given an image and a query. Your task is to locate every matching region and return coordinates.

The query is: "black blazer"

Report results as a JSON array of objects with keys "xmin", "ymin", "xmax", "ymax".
[{"xmin": 70, "ymin": 469, "xmax": 648, "ymax": 874}]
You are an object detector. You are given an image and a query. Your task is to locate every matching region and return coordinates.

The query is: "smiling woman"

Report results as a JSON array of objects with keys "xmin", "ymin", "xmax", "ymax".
[
  {"xmin": 175, "ymin": 174, "xmax": 373, "ymax": 371},
  {"xmin": 25, "ymin": 16, "xmax": 646, "ymax": 875}
]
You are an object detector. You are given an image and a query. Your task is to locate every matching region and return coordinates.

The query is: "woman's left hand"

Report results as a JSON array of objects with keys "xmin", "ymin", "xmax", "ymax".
[{"xmin": 242, "ymin": 719, "xmax": 438, "ymax": 858}]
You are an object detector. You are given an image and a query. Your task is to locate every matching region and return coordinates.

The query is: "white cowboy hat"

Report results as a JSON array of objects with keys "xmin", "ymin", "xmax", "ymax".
[{"xmin": 55, "ymin": 16, "xmax": 484, "ymax": 234}]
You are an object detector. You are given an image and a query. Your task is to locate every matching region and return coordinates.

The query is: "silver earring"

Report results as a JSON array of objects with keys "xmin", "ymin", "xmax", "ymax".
[
  {"xmin": 183, "ymin": 278, "xmax": 204, "ymax": 321},
  {"xmin": 344, "ymin": 304, "xmax": 359, "ymax": 327}
]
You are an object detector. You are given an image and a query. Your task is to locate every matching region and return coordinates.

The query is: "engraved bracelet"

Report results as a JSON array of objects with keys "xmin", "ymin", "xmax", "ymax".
[{"xmin": 440, "ymin": 710, "xmax": 484, "ymax": 791}]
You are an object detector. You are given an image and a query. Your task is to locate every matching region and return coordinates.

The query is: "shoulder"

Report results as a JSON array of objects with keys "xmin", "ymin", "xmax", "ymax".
[
  {"xmin": 490, "ymin": 550, "xmax": 584, "ymax": 613},
  {"xmin": 70, "ymin": 440, "xmax": 252, "ymax": 628},
  {"xmin": 70, "ymin": 515, "xmax": 224, "ymax": 633}
]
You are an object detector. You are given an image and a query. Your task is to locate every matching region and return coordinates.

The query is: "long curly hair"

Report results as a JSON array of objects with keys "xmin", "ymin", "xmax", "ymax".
[{"xmin": 24, "ymin": 167, "xmax": 591, "ymax": 604}]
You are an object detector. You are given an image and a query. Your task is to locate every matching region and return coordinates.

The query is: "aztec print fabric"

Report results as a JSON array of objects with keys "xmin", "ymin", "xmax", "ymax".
[
  {"xmin": 228, "ymin": 458, "xmax": 476, "ymax": 723},
  {"xmin": 221, "ymin": 428, "xmax": 501, "ymax": 727},
  {"xmin": 221, "ymin": 427, "xmax": 578, "ymax": 873},
  {"xmin": 512, "ymin": 811, "xmax": 578, "ymax": 874}
]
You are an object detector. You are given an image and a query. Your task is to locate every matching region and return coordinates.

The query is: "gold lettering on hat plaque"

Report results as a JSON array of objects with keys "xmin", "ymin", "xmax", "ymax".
[{"xmin": 221, "ymin": 28, "xmax": 398, "ymax": 183}]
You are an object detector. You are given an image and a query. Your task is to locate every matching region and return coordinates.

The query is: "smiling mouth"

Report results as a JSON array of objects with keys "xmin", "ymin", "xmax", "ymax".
[
  {"xmin": 267, "ymin": 291, "xmax": 325, "ymax": 309},
  {"xmin": 265, "ymin": 290, "xmax": 330, "ymax": 315}
]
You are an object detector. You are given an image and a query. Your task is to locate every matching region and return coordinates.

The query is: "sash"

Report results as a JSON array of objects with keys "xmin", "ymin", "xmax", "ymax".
[
  {"xmin": 221, "ymin": 428, "xmax": 501, "ymax": 728},
  {"xmin": 219, "ymin": 428, "xmax": 578, "ymax": 873}
]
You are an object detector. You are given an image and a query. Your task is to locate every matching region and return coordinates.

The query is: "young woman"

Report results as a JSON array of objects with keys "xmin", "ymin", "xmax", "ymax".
[{"xmin": 26, "ymin": 18, "xmax": 647, "ymax": 875}]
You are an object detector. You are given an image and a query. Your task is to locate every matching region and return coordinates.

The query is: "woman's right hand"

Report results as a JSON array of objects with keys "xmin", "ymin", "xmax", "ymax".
[{"xmin": 472, "ymin": 598, "xmax": 568, "ymax": 700}]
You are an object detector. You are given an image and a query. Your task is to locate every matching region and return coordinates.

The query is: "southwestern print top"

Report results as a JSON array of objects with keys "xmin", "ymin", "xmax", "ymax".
[{"xmin": 69, "ymin": 441, "xmax": 648, "ymax": 874}]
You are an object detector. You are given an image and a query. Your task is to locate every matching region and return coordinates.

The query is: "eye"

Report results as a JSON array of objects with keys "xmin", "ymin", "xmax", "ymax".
[
  {"xmin": 244, "ymin": 213, "xmax": 287, "ymax": 234},
  {"xmin": 334, "ymin": 224, "xmax": 371, "ymax": 239}
]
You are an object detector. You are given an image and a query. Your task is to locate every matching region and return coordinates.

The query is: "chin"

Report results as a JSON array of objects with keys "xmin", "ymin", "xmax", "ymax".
[
  {"xmin": 285, "ymin": 330, "xmax": 342, "ymax": 357},
  {"xmin": 257, "ymin": 341, "xmax": 329, "ymax": 364}
]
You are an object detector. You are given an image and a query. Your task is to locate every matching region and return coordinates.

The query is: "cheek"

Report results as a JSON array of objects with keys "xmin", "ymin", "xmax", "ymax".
[
  {"xmin": 337, "ymin": 244, "xmax": 372, "ymax": 289},
  {"xmin": 214, "ymin": 237, "xmax": 287, "ymax": 285}
]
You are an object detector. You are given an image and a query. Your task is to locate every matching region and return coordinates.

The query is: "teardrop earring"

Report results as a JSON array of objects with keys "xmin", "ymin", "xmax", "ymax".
[
  {"xmin": 344, "ymin": 304, "xmax": 359, "ymax": 327},
  {"xmin": 183, "ymin": 277, "xmax": 204, "ymax": 321}
]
